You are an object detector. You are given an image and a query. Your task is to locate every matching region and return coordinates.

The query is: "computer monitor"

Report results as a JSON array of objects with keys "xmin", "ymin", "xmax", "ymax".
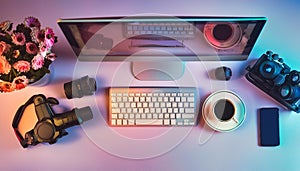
[{"xmin": 58, "ymin": 16, "xmax": 266, "ymax": 80}]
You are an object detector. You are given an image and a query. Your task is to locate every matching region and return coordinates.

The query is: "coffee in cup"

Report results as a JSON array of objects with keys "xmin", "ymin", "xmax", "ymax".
[
  {"xmin": 202, "ymin": 90, "xmax": 246, "ymax": 132},
  {"xmin": 213, "ymin": 99, "xmax": 235, "ymax": 121}
]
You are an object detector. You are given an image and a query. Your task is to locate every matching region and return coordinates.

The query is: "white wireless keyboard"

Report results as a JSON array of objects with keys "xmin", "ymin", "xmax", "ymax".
[{"xmin": 108, "ymin": 87, "xmax": 198, "ymax": 126}]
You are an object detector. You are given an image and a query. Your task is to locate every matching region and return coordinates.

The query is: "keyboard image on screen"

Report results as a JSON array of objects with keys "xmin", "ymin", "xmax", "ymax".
[
  {"xmin": 124, "ymin": 22, "xmax": 195, "ymax": 40},
  {"xmin": 108, "ymin": 87, "xmax": 198, "ymax": 126}
]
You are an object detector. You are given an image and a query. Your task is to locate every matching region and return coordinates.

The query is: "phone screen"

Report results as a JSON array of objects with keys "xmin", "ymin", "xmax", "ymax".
[{"xmin": 259, "ymin": 108, "xmax": 280, "ymax": 146}]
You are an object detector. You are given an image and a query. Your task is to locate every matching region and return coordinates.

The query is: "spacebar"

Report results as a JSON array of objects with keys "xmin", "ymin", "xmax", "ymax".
[{"xmin": 135, "ymin": 119, "xmax": 163, "ymax": 125}]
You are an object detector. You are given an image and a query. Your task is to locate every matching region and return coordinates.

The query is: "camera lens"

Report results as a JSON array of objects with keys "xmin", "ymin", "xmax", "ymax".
[
  {"xmin": 280, "ymin": 84, "xmax": 300, "ymax": 100},
  {"xmin": 288, "ymin": 70, "xmax": 300, "ymax": 85},
  {"xmin": 64, "ymin": 76, "xmax": 97, "ymax": 99},
  {"xmin": 259, "ymin": 61, "xmax": 281, "ymax": 79},
  {"xmin": 75, "ymin": 106, "xmax": 93, "ymax": 123},
  {"xmin": 53, "ymin": 106, "xmax": 93, "ymax": 129}
]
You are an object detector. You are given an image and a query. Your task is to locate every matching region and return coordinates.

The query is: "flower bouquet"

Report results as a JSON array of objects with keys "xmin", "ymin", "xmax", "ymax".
[{"xmin": 0, "ymin": 16, "xmax": 57, "ymax": 92}]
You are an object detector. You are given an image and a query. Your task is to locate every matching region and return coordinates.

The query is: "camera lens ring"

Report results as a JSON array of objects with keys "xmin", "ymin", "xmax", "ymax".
[
  {"xmin": 259, "ymin": 61, "xmax": 281, "ymax": 79},
  {"xmin": 280, "ymin": 85, "xmax": 291, "ymax": 99},
  {"xmin": 64, "ymin": 76, "xmax": 97, "ymax": 99},
  {"xmin": 280, "ymin": 84, "xmax": 300, "ymax": 101},
  {"xmin": 289, "ymin": 70, "xmax": 300, "ymax": 85}
]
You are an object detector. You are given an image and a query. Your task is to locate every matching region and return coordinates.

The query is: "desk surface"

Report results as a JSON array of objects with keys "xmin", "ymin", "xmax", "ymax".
[{"xmin": 1, "ymin": 0, "xmax": 300, "ymax": 170}]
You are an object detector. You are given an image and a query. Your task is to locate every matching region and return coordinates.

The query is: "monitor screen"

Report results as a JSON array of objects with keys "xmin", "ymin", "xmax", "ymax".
[{"xmin": 58, "ymin": 16, "xmax": 266, "ymax": 61}]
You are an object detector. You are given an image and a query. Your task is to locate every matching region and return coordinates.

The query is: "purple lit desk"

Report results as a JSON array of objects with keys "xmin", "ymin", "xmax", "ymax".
[{"xmin": 1, "ymin": 0, "xmax": 300, "ymax": 170}]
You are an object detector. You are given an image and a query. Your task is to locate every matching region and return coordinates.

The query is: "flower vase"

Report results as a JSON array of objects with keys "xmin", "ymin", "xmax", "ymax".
[
  {"xmin": 29, "ymin": 65, "xmax": 53, "ymax": 87},
  {"xmin": 0, "ymin": 16, "xmax": 57, "ymax": 93}
]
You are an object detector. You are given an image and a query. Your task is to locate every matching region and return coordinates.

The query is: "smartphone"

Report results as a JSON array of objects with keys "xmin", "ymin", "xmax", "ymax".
[{"xmin": 259, "ymin": 107, "xmax": 280, "ymax": 146}]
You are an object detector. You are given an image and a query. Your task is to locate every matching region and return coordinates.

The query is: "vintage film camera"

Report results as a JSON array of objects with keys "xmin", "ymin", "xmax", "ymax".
[{"xmin": 245, "ymin": 51, "xmax": 300, "ymax": 113}]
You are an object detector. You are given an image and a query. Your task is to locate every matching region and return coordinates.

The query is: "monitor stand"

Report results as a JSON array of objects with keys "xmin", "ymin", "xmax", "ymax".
[{"xmin": 131, "ymin": 61, "xmax": 185, "ymax": 81}]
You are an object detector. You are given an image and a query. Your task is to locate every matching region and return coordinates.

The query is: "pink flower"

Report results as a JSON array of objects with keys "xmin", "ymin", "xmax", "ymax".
[
  {"xmin": 24, "ymin": 16, "xmax": 41, "ymax": 29},
  {"xmin": 31, "ymin": 54, "xmax": 44, "ymax": 70},
  {"xmin": 11, "ymin": 32, "xmax": 26, "ymax": 46},
  {"xmin": 0, "ymin": 55, "xmax": 11, "ymax": 74},
  {"xmin": 13, "ymin": 60, "xmax": 30, "ymax": 72},
  {"xmin": 11, "ymin": 75, "xmax": 29, "ymax": 90},
  {"xmin": 44, "ymin": 27, "xmax": 56, "ymax": 48},
  {"xmin": 26, "ymin": 42, "xmax": 38, "ymax": 55},
  {"xmin": 36, "ymin": 29, "xmax": 45, "ymax": 42},
  {"xmin": 39, "ymin": 42, "xmax": 47, "ymax": 57},
  {"xmin": 0, "ymin": 41, "xmax": 10, "ymax": 56}
]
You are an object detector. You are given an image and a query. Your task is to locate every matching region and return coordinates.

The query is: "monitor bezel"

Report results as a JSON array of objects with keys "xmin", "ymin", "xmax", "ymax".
[{"xmin": 57, "ymin": 16, "xmax": 267, "ymax": 61}]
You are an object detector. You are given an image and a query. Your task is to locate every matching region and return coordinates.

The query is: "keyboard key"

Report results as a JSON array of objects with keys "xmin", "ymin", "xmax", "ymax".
[
  {"xmin": 185, "ymin": 108, "xmax": 195, "ymax": 113},
  {"xmin": 176, "ymin": 114, "xmax": 181, "ymax": 118},
  {"xmin": 164, "ymin": 120, "xmax": 170, "ymax": 125},
  {"xmin": 182, "ymin": 114, "xmax": 195, "ymax": 119},
  {"xmin": 171, "ymin": 120, "xmax": 176, "ymax": 125},
  {"xmin": 136, "ymin": 119, "xmax": 163, "ymax": 125},
  {"xmin": 112, "ymin": 108, "xmax": 120, "ymax": 114}
]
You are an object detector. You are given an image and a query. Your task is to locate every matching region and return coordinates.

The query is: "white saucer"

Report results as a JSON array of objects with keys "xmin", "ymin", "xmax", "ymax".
[{"xmin": 202, "ymin": 90, "xmax": 246, "ymax": 132}]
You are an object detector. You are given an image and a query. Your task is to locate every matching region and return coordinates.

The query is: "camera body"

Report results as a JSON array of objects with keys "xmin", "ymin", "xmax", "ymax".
[{"xmin": 245, "ymin": 51, "xmax": 300, "ymax": 113}]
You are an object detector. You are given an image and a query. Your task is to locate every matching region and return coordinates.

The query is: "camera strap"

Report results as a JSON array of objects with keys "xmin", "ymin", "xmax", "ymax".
[
  {"xmin": 12, "ymin": 94, "xmax": 59, "ymax": 148},
  {"xmin": 12, "ymin": 95, "xmax": 37, "ymax": 148}
]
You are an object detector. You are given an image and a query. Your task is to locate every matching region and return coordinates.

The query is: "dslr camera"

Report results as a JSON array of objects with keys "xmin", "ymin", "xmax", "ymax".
[{"xmin": 245, "ymin": 51, "xmax": 300, "ymax": 113}]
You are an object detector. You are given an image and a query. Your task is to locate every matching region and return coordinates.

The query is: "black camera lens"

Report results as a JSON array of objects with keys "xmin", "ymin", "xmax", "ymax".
[
  {"xmin": 288, "ymin": 70, "xmax": 300, "ymax": 85},
  {"xmin": 280, "ymin": 84, "xmax": 300, "ymax": 100},
  {"xmin": 259, "ymin": 61, "xmax": 282, "ymax": 79},
  {"xmin": 53, "ymin": 106, "xmax": 93, "ymax": 129},
  {"xmin": 75, "ymin": 106, "xmax": 94, "ymax": 123},
  {"xmin": 64, "ymin": 76, "xmax": 97, "ymax": 99}
]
